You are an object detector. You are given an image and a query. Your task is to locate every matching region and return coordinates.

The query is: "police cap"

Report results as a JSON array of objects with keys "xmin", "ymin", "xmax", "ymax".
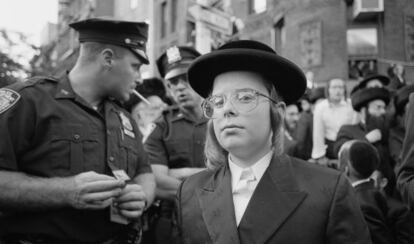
[
  {"xmin": 69, "ymin": 17, "xmax": 149, "ymax": 64},
  {"xmin": 156, "ymin": 46, "xmax": 201, "ymax": 80}
]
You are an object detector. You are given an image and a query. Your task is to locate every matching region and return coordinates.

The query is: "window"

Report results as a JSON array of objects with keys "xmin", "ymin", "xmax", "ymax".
[
  {"xmin": 130, "ymin": 0, "xmax": 138, "ymax": 9},
  {"xmin": 171, "ymin": 0, "xmax": 177, "ymax": 33},
  {"xmin": 186, "ymin": 21, "xmax": 196, "ymax": 45},
  {"xmin": 161, "ymin": 1, "xmax": 167, "ymax": 38},
  {"xmin": 273, "ymin": 18, "xmax": 285, "ymax": 53},
  {"xmin": 347, "ymin": 27, "xmax": 378, "ymax": 79},
  {"xmin": 248, "ymin": 0, "xmax": 267, "ymax": 14},
  {"xmin": 347, "ymin": 28, "xmax": 378, "ymax": 57}
]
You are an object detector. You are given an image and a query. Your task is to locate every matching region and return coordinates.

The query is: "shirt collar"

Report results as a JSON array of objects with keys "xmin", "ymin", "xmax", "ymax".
[
  {"xmin": 328, "ymin": 99, "xmax": 348, "ymax": 107},
  {"xmin": 351, "ymin": 178, "xmax": 372, "ymax": 187},
  {"xmin": 228, "ymin": 150, "xmax": 273, "ymax": 191},
  {"xmin": 54, "ymin": 73, "xmax": 76, "ymax": 99}
]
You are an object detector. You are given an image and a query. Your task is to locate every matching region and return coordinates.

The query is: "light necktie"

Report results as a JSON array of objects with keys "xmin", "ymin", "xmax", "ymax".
[{"xmin": 234, "ymin": 167, "xmax": 256, "ymax": 195}]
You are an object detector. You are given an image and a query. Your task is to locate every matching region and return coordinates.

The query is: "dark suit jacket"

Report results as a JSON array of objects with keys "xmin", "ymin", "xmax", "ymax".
[
  {"xmin": 398, "ymin": 94, "xmax": 414, "ymax": 209},
  {"xmin": 334, "ymin": 123, "xmax": 395, "ymax": 195},
  {"xmin": 389, "ymin": 125, "xmax": 404, "ymax": 170},
  {"xmin": 294, "ymin": 111, "xmax": 313, "ymax": 160},
  {"xmin": 177, "ymin": 154, "xmax": 371, "ymax": 244},
  {"xmin": 354, "ymin": 181, "xmax": 393, "ymax": 244},
  {"xmin": 355, "ymin": 180, "xmax": 414, "ymax": 244}
]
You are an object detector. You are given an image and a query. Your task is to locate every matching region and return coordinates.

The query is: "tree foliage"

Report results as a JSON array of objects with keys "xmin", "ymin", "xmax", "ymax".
[{"xmin": 0, "ymin": 29, "xmax": 37, "ymax": 88}]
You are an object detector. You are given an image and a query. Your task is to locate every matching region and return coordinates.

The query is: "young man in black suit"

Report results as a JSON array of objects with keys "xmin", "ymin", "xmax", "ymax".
[{"xmin": 339, "ymin": 140, "xmax": 414, "ymax": 244}]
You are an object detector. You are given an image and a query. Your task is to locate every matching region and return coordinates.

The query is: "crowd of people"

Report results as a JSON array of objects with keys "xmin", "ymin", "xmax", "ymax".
[{"xmin": 0, "ymin": 16, "xmax": 414, "ymax": 244}]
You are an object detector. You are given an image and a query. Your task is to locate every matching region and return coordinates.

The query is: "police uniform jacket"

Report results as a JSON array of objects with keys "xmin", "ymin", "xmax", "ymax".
[
  {"xmin": 177, "ymin": 154, "xmax": 371, "ymax": 244},
  {"xmin": 0, "ymin": 75, "xmax": 151, "ymax": 242},
  {"xmin": 144, "ymin": 106, "xmax": 207, "ymax": 170}
]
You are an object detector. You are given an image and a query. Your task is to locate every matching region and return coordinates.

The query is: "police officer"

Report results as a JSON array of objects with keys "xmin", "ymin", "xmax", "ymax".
[
  {"xmin": 0, "ymin": 18, "xmax": 155, "ymax": 243},
  {"xmin": 143, "ymin": 46, "xmax": 206, "ymax": 243}
]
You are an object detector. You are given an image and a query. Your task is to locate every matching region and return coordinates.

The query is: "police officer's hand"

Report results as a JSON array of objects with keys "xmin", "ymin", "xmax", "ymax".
[
  {"xmin": 365, "ymin": 129, "xmax": 382, "ymax": 143},
  {"xmin": 67, "ymin": 171, "xmax": 125, "ymax": 210},
  {"xmin": 114, "ymin": 184, "xmax": 147, "ymax": 220}
]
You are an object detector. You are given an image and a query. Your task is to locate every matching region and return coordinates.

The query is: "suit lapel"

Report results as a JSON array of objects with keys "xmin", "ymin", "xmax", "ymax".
[
  {"xmin": 238, "ymin": 154, "xmax": 308, "ymax": 244},
  {"xmin": 197, "ymin": 165, "xmax": 241, "ymax": 244}
]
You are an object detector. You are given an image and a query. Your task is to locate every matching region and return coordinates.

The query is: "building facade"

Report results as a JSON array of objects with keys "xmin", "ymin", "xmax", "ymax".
[
  {"xmin": 230, "ymin": 0, "xmax": 414, "ymax": 85},
  {"xmin": 35, "ymin": 0, "xmax": 414, "ymax": 84}
]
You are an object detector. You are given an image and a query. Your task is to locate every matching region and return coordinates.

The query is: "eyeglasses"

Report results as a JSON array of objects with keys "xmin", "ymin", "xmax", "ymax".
[{"xmin": 202, "ymin": 88, "xmax": 278, "ymax": 119}]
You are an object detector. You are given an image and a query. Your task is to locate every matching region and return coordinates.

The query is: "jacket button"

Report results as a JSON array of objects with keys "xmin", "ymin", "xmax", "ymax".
[
  {"xmin": 74, "ymin": 134, "xmax": 80, "ymax": 140},
  {"xmin": 108, "ymin": 156, "xmax": 115, "ymax": 162}
]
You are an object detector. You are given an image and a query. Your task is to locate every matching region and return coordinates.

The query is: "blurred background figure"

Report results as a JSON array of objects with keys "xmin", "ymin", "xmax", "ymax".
[
  {"xmin": 311, "ymin": 78, "xmax": 356, "ymax": 165},
  {"xmin": 335, "ymin": 87, "xmax": 395, "ymax": 196},
  {"xmin": 339, "ymin": 140, "xmax": 414, "ymax": 244},
  {"xmin": 124, "ymin": 77, "xmax": 169, "ymax": 142},
  {"xmin": 389, "ymin": 84, "xmax": 414, "ymax": 172},
  {"xmin": 295, "ymin": 87, "xmax": 326, "ymax": 160},
  {"xmin": 283, "ymin": 102, "xmax": 300, "ymax": 157},
  {"xmin": 387, "ymin": 64, "xmax": 406, "ymax": 92}
]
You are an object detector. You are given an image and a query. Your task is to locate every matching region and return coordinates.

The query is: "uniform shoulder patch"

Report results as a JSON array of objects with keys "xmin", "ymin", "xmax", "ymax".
[{"xmin": 0, "ymin": 88, "xmax": 21, "ymax": 114}]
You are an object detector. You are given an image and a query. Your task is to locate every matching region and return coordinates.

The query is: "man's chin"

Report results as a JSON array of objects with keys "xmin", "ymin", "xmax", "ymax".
[{"xmin": 110, "ymin": 93, "xmax": 130, "ymax": 103}]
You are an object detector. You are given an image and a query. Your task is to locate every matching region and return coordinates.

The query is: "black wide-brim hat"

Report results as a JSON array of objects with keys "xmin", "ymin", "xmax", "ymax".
[
  {"xmin": 351, "ymin": 87, "xmax": 390, "ymax": 112},
  {"xmin": 351, "ymin": 74, "xmax": 390, "ymax": 94},
  {"xmin": 188, "ymin": 40, "xmax": 306, "ymax": 104}
]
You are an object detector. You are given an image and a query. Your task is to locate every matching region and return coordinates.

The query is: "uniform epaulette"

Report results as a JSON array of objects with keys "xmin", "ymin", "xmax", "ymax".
[
  {"xmin": 25, "ymin": 76, "xmax": 59, "ymax": 83},
  {"xmin": 7, "ymin": 76, "xmax": 58, "ymax": 92}
]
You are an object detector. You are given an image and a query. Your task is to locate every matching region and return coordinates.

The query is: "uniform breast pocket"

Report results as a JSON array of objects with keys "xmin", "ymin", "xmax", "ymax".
[
  {"xmin": 49, "ymin": 124, "xmax": 99, "ymax": 176},
  {"xmin": 165, "ymin": 139, "xmax": 192, "ymax": 168},
  {"xmin": 119, "ymin": 138, "xmax": 141, "ymax": 179}
]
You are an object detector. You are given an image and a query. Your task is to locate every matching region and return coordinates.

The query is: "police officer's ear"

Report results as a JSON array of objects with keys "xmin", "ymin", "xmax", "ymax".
[{"xmin": 100, "ymin": 48, "xmax": 116, "ymax": 69}]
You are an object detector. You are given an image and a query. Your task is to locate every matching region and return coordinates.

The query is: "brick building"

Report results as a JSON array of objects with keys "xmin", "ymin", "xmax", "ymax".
[
  {"xmin": 151, "ymin": 0, "xmax": 414, "ymax": 85},
  {"xmin": 36, "ymin": 0, "xmax": 414, "ymax": 84},
  {"xmin": 231, "ymin": 0, "xmax": 414, "ymax": 85}
]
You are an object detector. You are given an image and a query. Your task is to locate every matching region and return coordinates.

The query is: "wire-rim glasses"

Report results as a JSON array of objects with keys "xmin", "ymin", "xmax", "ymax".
[{"xmin": 201, "ymin": 88, "xmax": 278, "ymax": 119}]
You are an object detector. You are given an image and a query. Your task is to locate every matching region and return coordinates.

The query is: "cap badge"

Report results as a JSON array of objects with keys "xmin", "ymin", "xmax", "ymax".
[{"xmin": 166, "ymin": 46, "xmax": 182, "ymax": 64}]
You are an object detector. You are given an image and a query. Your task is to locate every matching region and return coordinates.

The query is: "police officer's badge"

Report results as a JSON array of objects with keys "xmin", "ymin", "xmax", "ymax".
[
  {"xmin": 166, "ymin": 46, "xmax": 182, "ymax": 64},
  {"xmin": 0, "ymin": 88, "xmax": 20, "ymax": 114},
  {"xmin": 119, "ymin": 112, "xmax": 135, "ymax": 138}
]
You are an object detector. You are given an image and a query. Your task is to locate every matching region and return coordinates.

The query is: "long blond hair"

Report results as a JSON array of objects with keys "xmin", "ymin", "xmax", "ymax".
[{"xmin": 204, "ymin": 79, "xmax": 285, "ymax": 169}]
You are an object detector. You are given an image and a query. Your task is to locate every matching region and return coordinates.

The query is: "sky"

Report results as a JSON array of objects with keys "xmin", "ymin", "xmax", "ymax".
[
  {"xmin": 0, "ymin": 0, "xmax": 58, "ymax": 73},
  {"xmin": 0, "ymin": 0, "xmax": 58, "ymax": 46}
]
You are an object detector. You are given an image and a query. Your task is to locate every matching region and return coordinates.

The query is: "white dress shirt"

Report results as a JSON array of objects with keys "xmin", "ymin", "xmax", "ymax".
[
  {"xmin": 228, "ymin": 150, "xmax": 273, "ymax": 226},
  {"xmin": 311, "ymin": 99, "xmax": 358, "ymax": 159}
]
